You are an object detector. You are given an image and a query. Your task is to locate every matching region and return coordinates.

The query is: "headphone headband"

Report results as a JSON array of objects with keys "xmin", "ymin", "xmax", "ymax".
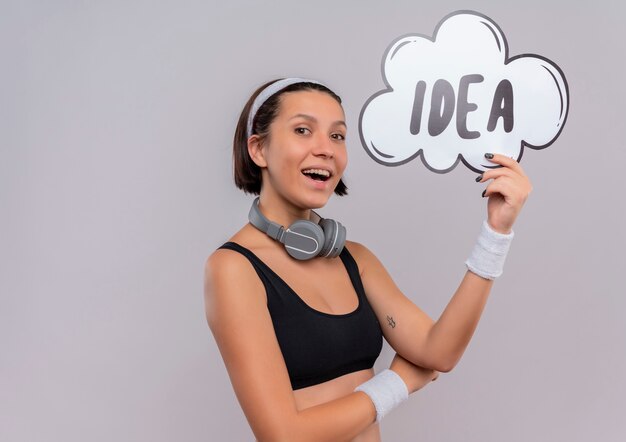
[
  {"xmin": 248, "ymin": 197, "xmax": 345, "ymax": 260},
  {"xmin": 248, "ymin": 198, "xmax": 285, "ymax": 242}
]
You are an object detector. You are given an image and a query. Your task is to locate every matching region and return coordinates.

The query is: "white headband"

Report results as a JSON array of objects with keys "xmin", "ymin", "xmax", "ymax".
[{"xmin": 246, "ymin": 77, "xmax": 328, "ymax": 138}]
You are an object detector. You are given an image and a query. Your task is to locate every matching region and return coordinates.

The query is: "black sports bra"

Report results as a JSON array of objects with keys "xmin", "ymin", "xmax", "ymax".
[{"xmin": 218, "ymin": 242, "xmax": 383, "ymax": 390}]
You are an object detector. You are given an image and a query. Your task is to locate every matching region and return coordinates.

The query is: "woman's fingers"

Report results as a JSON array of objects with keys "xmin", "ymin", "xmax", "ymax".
[
  {"xmin": 483, "ymin": 176, "xmax": 515, "ymax": 199},
  {"xmin": 476, "ymin": 166, "xmax": 516, "ymax": 183},
  {"xmin": 476, "ymin": 154, "xmax": 532, "ymax": 199},
  {"xmin": 483, "ymin": 153, "xmax": 526, "ymax": 176}
]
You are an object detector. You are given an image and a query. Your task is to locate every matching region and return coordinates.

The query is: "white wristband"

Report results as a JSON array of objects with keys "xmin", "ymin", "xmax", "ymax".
[
  {"xmin": 354, "ymin": 369, "xmax": 409, "ymax": 423},
  {"xmin": 465, "ymin": 220, "xmax": 514, "ymax": 280}
]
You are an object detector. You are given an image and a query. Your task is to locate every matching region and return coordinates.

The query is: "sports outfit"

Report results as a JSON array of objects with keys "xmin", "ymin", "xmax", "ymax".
[{"xmin": 218, "ymin": 241, "xmax": 383, "ymax": 390}]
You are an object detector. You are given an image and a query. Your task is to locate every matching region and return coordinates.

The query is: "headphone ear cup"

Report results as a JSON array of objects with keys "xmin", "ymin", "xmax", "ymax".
[
  {"xmin": 283, "ymin": 220, "xmax": 325, "ymax": 260},
  {"xmin": 319, "ymin": 218, "xmax": 346, "ymax": 258}
]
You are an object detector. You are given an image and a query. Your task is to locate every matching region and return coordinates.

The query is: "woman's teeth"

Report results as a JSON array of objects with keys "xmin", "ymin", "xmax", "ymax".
[{"xmin": 302, "ymin": 169, "xmax": 331, "ymax": 181}]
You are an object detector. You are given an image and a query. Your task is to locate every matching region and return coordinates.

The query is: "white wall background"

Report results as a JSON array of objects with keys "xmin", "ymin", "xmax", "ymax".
[{"xmin": 2, "ymin": 0, "xmax": 625, "ymax": 440}]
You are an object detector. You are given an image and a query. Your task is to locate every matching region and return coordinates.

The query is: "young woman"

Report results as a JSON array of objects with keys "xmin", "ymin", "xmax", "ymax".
[{"xmin": 204, "ymin": 78, "xmax": 532, "ymax": 441}]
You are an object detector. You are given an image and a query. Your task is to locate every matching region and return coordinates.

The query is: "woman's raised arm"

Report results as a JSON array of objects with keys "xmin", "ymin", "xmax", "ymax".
[{"xmin": 348, "ymin": 154, "xmax": 532, "ymax": 373}]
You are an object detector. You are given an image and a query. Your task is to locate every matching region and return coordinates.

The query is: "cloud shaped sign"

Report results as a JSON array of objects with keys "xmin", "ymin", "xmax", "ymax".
[{"xmin": 359, "ymin": 11, "xmax": 569, "ymax": 173}]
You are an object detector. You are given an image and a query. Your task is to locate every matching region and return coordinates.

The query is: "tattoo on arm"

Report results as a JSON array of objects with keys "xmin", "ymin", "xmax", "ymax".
[{"xmin": 386, "ymin": 315, "xmax": 396, "ymax": 328}]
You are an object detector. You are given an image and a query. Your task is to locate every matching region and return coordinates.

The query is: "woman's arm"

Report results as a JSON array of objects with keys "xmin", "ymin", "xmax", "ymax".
[
  {"xmin": 421, "ymin": 270, "xmax": 493, "ymax": 371},
  {"xmin": 352, "ymin": 154, "xmax": 532, "ymax": 373},
  {"xmin": 205, "ymin": 249, "xmax": 435, "ymax": 442},
  {"xmin": 349, "ymin": 240, "xmax": 496, "ymax": 373}
]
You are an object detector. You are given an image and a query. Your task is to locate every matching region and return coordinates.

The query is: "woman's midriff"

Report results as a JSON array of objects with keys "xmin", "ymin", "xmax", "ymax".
[{"xmin": 293, "ymin": 368, "xmax": 381, "ymax": 442}]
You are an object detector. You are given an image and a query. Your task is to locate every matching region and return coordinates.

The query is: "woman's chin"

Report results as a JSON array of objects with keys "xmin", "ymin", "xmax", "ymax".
[{"xmin": 297, "ymin": 192, "xmax": 331, "ymax": 210}]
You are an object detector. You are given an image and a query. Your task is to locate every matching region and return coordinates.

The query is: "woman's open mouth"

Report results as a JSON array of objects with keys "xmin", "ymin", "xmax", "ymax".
[{"xmin": 301, "ymin": 168, "xmax": 331, "ymax": 182}]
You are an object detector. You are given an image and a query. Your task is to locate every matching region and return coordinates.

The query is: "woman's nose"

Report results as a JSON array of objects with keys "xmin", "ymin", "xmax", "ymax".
[{"xmin": 312, "ymin": 135, "xmax": 334, "ymax": 158}]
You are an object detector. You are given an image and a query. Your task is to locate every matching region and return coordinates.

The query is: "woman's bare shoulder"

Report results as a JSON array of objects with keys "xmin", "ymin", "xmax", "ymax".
[
  {"xmin": 205, "ymin": 224, "xmax": 263, "ymax": 271},
  {"xmin": 203, "ymin": 227, "xmax": 269, "ymax": 315},
  {"xmin": 343, "ymin": 239, "xmax": 379, "ymax": 270},
  {"xmin": 205, "ymin": 245, "xmax": 249, "ymax": 277},
  {"xmin": 344, "ymin": 239, "xmax": 367, "ymax": 254}
]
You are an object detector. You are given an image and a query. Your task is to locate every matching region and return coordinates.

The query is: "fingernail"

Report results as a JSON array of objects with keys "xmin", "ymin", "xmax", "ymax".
[
  {"xmin": 475, "ymin": 174, "xmax": 483, "ymax": 182},
  {"xmin": 484, "ymin": 153, "xmax": 494, "ymax": 159},
  {"xmin": 482, "ymin": 189, "xmax": 487, "ymax": 197}
]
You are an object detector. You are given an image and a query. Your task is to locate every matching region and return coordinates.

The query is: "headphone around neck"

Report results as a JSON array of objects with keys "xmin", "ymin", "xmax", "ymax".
[{"xmin": 248, "ymin": 197, "xmax": 346, "ymax": 260}]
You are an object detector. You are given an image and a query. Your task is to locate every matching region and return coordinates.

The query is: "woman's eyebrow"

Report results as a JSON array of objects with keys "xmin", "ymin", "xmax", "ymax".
[{"xmin": 289, "ymin": 113, "xmax": 347, "ymax": 128}]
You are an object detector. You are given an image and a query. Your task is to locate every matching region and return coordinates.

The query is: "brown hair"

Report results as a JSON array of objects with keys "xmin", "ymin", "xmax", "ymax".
[{"xmin": 232, "ymin": 79, "xmax": 348, "ymax": 196}]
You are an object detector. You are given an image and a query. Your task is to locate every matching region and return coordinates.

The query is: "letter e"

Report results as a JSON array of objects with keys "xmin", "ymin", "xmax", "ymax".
[{"xmin": 456, "ymin": 74, "xmax": 484, "ymax": 140}]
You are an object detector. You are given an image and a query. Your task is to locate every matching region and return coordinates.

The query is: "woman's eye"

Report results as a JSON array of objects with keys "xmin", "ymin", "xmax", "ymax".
[
  {"xmin": 332, "ymin": 133, "xmax": 346, "ymax": 141},
  {"xmin": 295, "ymin": 127, "xmax": 310, "ymax": 135}
]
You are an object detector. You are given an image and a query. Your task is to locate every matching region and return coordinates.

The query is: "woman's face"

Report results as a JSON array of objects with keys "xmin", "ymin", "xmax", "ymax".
[{"xmin": 258, "ymin": 90, "xmax": 348, "ymax": 209}]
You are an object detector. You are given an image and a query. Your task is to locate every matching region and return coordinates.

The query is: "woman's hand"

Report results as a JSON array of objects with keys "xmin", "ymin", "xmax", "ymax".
[
  {"xmin": 477, "ymin": 153, "xmax": 533, "ymax": 234},
  {"xmin": 390, "ymin": 353, "xmax": 439, "ymax": 394}
]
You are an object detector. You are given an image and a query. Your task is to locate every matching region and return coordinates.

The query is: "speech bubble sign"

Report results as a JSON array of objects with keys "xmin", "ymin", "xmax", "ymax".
[{"xmin": 359, "ymin": 10, "xmax": 569, "ymax": 173}]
